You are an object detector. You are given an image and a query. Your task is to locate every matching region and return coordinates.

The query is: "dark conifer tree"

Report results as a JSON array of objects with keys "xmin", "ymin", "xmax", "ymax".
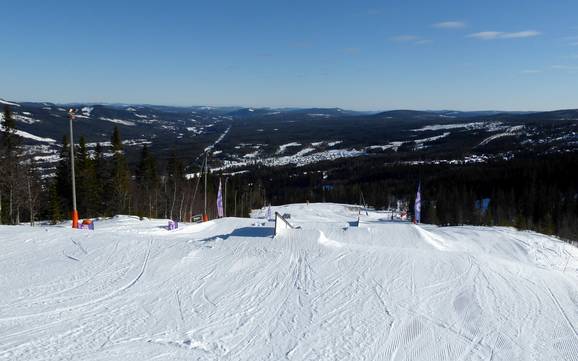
[
  {"xmin": 109, "ymin": 127, "xmax": 131, "ymax": 214},
  {"xmin": 166, "ymin": 150, "xmax": 185, "ymax": 220},
  {"xmin": 1, "ymin": 105, "xmax": 18, "ymax": 151},
  {"xmin": 48, "ymin": 182, "xmax": 62, "ymax": 224},
  {"xmin": 0, "ymin": 105, "xmax": 21, "ymax": 224},
  {"xmin": 54, "ymin": 135, "xmax": 72, "ymax": 218},
  {"xmin": 136, "ymin": 144, "xmax": 159, "ymax": 218},
  {"xmin": 75, "ymin": 136, "xmax": 99, "ymax": 217},
  {"xmin": 93, "ymin": 142, "xmax": 107, "ymax": 215}
]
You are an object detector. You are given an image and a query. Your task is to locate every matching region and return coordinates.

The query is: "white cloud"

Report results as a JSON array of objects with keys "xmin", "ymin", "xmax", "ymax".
[
  {"xmin": 390, "ymin": 35, "xmax": 431, "ymax": 44},
  {"xmin": 501, "ymin": 30, "xmax": 541, "ymax": 39},
  {"xmin": 468, "ymin": 30, "xmax": 541, "ymax": 40},
  {"xmin": 468, "ymin": 31, "xmax": 503, "ymax": 40},
  {"xmin": 433, "ymin": 21, "xmax": 466, "ymax": 29}
]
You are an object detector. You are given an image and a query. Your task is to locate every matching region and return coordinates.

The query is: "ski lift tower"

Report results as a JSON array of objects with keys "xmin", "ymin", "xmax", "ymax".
[{"xmin": 68, "ymin": 109, "xmax": 79, "ymax": 228}]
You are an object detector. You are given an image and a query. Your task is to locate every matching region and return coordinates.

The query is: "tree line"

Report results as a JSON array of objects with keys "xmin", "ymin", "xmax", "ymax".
[
  {"xmin": 233, "ymin": 153, "xmax": 578, "ymax": 243},
  {"xmin": 0, "ymin": 105, "xmax": 42, "ymax": 225},
  {"xmin": 47, "ymin": 128, "xmax": 266, "ymax": 223},
  {"xmin": 1, "ymin": 104, "xmax": 267, "ymax": 225},
  {"xmin": 2, "ymin": 103, "xmax": 577, "ymax": 243}
]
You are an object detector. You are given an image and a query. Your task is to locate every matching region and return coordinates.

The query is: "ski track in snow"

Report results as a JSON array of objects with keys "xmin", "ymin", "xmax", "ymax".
[
  {"xmin": 0, "ymin": 204, "xmax": 577, "ymax": 360},
  {"xmin": 204, "ymin": 125, "xmax": 231, "ymax": 153}
]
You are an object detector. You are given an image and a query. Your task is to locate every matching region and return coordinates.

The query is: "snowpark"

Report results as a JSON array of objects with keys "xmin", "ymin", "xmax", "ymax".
[{"xmin": 1, "ymin": 203, "xmax": 577, "ymax": 360}]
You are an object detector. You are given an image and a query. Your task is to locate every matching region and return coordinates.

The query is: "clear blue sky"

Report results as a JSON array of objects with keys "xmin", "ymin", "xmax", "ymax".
[{"xmin": 1, "ymin": 0, "xmax": 577, "ymax": 110}]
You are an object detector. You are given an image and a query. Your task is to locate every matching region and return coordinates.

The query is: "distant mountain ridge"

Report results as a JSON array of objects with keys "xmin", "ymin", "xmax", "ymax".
[{"xmin": 1, "ymin": 99, "xmax": 577, "ymax": 174}]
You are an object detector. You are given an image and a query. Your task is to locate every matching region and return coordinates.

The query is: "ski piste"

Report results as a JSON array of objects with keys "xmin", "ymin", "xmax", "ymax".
[{"xmin": 1, "ymin": 203, "xmax": 577, "ymax": 360}]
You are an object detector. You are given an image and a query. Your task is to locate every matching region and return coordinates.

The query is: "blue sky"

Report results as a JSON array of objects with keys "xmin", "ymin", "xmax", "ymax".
[{"xmin": 1, "ymin": 0, "xmax": 577, "ymax": 110}]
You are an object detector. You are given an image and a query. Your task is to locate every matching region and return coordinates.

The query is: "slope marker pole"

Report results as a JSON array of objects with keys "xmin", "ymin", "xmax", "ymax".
[{"xmin": 68, "ymin": 109, "xmax": 79, "ymax": 229}]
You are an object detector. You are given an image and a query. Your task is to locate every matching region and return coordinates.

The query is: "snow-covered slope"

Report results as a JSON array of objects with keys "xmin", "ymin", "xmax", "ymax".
[
  {"xmin": 0, "ymin": 98, "xmax": 20, "ymax": 106},
  {"xmin": 1, "ymin": 204, "xmax": 577, "ymax": 360}
]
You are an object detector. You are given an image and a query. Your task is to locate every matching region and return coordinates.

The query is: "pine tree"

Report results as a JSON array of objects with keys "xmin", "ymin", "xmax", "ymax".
[
  {"xmin": 23, "ymin": 160, "xmax": 41, "ymax": 226},
  {"xmin": 48, "ymin": 182, "xmax": 62, "ymax": 224},
  {"xmin": 136, "ymin": 144, "xmax": 159, "ymax": 218},
  {"xmin": 425, "ymin": 200, "xmax": 439, "ymax": 224},
  {"xmin": 166, "ymin": 150, "xmax": 185, "ymax": 220},
  {"xmin": 109, "ymin": 127, "xmax": 131, "ymax": 215},
  {"xmin": 1, "ymin": 105, "xmax": 23, "ymax": 224},
  {"xmin": 1, "ymin": 105, "xmax": 18, "ymax": 152},
  {"xmin": 93, "ymin": 142, "xmax": 107, "ymax": 215},
  {"xmin": 76, "ymin": 136, "xmax": 99, "ymax": 217},
  {"xmin": 76, "ymin": 136, "xmax": 88, "ymax": 214},
  {"xmin": 77, "ymin": 136, "xmax": 88, "ymax": 170},
  {"xmin": 55, "ymin": 135, "xmax": 72, "ymax": 218},
  {"xmin": 111, "ymin": 127, "xmax": 122, "ymax": 152}
]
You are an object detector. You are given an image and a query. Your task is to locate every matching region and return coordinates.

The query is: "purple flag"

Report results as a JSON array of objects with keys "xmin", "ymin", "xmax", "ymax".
[
  {"xmin": 414, "ymin": 183, "xmax": 421, "ymax": 224},
  {"xmin": 217, "ymin": 179, "xmax": 224, "ymax": 218}
]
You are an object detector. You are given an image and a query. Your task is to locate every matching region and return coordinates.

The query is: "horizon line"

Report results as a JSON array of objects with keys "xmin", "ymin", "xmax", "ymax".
[{"xmin": 3, "ymin": 97, "xmax": 577, "ymax": 114}]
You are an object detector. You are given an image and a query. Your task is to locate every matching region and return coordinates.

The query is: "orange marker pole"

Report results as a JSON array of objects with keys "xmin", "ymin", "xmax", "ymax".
[{"xmin": 72, "ymin": 209, "xmax": 79, "ymax": 229}]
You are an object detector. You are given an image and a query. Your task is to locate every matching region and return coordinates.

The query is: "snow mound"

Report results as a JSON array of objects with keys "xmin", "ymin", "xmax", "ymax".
[{"xmin": 1, "ymin": 203, "xmax": 577, "ymax": 360}]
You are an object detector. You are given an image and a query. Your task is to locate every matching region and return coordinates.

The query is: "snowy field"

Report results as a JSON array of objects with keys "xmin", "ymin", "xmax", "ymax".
[{"xmin": 1, "ymin": 203, "xmax": 577, "ymax": 360}]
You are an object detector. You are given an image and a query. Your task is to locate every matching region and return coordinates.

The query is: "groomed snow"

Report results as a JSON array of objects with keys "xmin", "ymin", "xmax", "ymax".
[
  {"xmin": 0, "ymin": 114, "xmax": 56, "ymax": 143},
  {"xmin": 412, "ymin": 122, "xmax": 505, "ymax": 132},
  {"xmin": 413, "ymin": 132, "xmax": 450, "ymax": 144},
  {"xmin": 412, "ymin": 123, "xmax": 486, "ymax": 131},
  {"xmin": 1, "ymin": 203, "xmax": 577, "ymax": 360},
  {"xmin": 477, "ymin": 126, "xmax": 526, "ymax": 147},
  {"xmin": 14, "ymin": 114, "xmax": 41, "ymax": 124},
  {"xmin": 276, "ymin": 142, "xmax": 302, "ymax": 154},
  {"xmin": 99, "ymin": 117, "xmax": 136, "ymax": 126},
  {"xmin": 218, "ymin": 148, "xmax": 365, "ymax": 169},
  {"xmin": 294, "ymin": 147, "xmax": 315, "ymax": 156},
  {"xmin": 204, "ymin": 125, "xmax": 231, "ymax": 152},
  {"xmin": 13, "ymin": 130, "xmax": 55, "ymax": 143}
]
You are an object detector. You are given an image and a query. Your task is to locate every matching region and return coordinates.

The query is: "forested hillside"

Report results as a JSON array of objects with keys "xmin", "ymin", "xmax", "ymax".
[
  {"xmin": 1, "ymin": 103, "xmax": 577, "ymax": 243},
  {"xmin": 234, "ymin": 154, "xmax": 578, "ymax": 242}
]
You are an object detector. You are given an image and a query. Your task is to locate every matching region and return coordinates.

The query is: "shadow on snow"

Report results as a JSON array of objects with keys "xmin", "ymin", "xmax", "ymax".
[{"xmin": 197, "ymin": 226, "xmax": 275, "ymax": 243}]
